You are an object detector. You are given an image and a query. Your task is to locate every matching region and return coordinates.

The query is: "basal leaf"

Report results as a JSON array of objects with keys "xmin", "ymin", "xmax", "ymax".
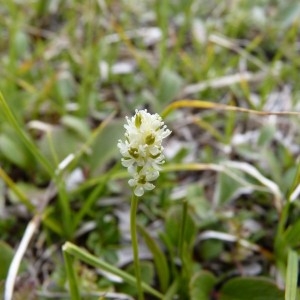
[{"xmin": 219, "ymin": 277, "xmax": 284, "ymax": 300}]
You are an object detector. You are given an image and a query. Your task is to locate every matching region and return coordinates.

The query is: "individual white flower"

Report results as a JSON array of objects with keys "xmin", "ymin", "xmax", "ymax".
[
  {"xmin": 118, "ymin": 109, "xmax": 171, "ymax": 196},
  {"xmin": 128, "ymin": 169, "xmax": 158, "ymax": 197}
]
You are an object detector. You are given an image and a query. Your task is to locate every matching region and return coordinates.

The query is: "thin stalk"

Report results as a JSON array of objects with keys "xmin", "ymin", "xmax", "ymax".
[
  {"xmin": 130, "ymin": 194, "xmax": 144, "ymax": 300},
  {"xmin": 62, "ymin": 249, "xmax": 81, "ymax": 300}
]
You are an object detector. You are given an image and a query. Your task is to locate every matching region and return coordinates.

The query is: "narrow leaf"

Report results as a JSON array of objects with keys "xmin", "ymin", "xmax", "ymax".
[
  {"xmin": 138, "ymin": 225, "xmax": 170, "ymax": 292},
  {"xmin": 285, "ymin": 249, "xmax": 298, "ymax": 300}
]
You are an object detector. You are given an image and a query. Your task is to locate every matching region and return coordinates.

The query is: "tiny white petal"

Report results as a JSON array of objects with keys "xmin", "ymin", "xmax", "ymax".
[
  {"xmin": 134, "ymin": 186, "xmax": 144, "ymax": 197},
  {"xmin": 128, "ymin": 165, "xmax": 136, "ymax": 175},
  {"xmin": 146, "ymin": 170, "xmax": 159, "ymax": 181},
  {"xmin": 144, "ymin": 183, "xmax": 155, "ymax": 190},
  {"xmin": 149, "ymin": 146, "xmax": 160, "ymax": 156},
  {"xmin": 128, "ymin": 179, "xmax": 135, "ymax": 187},
  {"xmin": 122, "ymin": 158, "xmax": 134, "ymax": 167}
]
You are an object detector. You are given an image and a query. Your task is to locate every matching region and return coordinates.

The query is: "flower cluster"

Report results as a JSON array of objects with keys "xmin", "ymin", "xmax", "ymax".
[{"xmin": 118, "ymin": 109, "xmax": 171, "ymax": 197}]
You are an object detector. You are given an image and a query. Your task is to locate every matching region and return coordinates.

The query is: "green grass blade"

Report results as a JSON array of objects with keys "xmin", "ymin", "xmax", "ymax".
[
  {"xmin": 62, "ymin": 242, "xmax": 163, "ymax": 299},
  {"xmin": 63, "ymin": 250, "xmax": 81, "ymax": 300},
  {"xmin": 285, "ymin": 249, "xmax": 298, "ymax": 300}
]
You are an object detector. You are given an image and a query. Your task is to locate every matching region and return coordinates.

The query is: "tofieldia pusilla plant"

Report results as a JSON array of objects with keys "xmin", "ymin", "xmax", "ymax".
[
  {"xmin": 118, "ymin": 109, "xmax": 171, "ymax": 300},
  {"xmin": 118, "ymin": 109, "xmax": 171, "ymax": 197}
]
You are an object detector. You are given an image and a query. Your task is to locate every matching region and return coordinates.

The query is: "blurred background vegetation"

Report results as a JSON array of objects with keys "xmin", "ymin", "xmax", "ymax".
[{"xmin": 1, "ymin": 0, "xmax": 300, "ymax": 299}]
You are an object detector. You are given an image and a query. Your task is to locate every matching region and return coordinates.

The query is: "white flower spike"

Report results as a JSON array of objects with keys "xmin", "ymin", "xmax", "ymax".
[{"xmin": 118, "ymin": 109, "xmax": 171, "ymax": 196}]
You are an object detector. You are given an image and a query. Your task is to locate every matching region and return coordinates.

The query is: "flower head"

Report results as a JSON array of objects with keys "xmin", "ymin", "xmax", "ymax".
[{"xmin": 118, "ymin": 109, "xmax": 171, "ymax": 196}]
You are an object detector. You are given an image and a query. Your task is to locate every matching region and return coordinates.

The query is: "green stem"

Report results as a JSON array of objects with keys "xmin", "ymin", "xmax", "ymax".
[
  {"xmin": 63, "ymin": 248, "xmax": 81, "ymax": 300},
  {"xmin": 131, "ymin": 194, "xmax": 144, "ymax": 300}
]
